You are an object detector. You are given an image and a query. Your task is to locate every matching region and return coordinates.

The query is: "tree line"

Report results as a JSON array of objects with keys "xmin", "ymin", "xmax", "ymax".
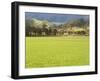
[{"xmin": 25, "ymin": 18, "xmax": 89, "ymax": 36}]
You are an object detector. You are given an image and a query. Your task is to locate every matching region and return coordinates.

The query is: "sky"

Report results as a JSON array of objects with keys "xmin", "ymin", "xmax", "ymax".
[{"xmin": 25, "ymin": 12, "xmax": 89, "ymax": 24}]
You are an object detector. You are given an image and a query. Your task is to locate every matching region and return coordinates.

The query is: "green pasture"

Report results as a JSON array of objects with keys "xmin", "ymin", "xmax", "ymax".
[{"xmin": 25, "ymin": 36, "xmax": 89, "ymax": 68}]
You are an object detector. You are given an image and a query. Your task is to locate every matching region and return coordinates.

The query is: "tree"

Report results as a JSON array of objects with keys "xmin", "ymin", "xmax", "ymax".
[
  {"xmin": 25, "ymin": 19, "xmax": 32, "ymax": 36},
  {"xmin": 52, "ymin": 29, "xmax": 57, "ymax": 35}
]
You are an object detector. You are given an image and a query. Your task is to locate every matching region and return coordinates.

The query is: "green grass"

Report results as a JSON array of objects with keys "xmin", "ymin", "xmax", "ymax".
[{"xmin": 25, "ymin": 36, "xmax": 89, "ymax": 68}]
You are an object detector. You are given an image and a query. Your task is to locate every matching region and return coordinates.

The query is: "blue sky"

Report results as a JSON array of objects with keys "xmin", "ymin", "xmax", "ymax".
[{"xmin": 25, "ymin": 12, "xmax": 89, "ymax": 24}]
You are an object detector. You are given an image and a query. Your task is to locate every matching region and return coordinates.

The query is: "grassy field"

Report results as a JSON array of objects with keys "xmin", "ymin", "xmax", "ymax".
[{"xmin": 25, "ymin": 36, "xmax": 89, "ymax": 68}]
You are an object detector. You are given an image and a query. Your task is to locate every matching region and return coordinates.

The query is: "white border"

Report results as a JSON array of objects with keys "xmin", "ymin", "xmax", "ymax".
[{"xmin": 19, "ymin": 5, "xmax": 95, "ymax": 76}]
